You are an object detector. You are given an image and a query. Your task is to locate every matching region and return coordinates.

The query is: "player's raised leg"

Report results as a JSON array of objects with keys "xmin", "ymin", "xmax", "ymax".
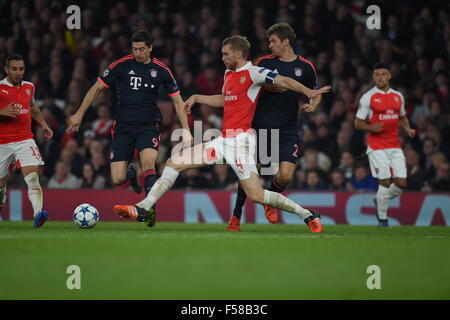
[
  {"xmin": 238, "ymin": 172, "xmax": 322, "ymax": 232},
  {"xmin": 114, "ymin": 142, "xmax": 211, "ymax": 226}
]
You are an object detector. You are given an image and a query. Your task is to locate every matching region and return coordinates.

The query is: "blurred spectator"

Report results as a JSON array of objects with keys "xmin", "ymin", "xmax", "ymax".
[
  {"xmin": 405, "ymin": 149, "xmax": 426, "ymax": 191},
  {"xmin": 195, "ymin": 64, "xmax": 223, "ymax": 95},
  {"xmin": 48, "ymin": 161, "xmax": 79, "ymax": 189},
  {"xmin": 329, "ymin": 168, "xmax": 348, "ymax": 191},
  {"xmin": 59, "ymin": 141, "xmax": 84, "ymax": 177},
  {"xmin": 347, "ymin": 162, "xmax": 378, "ymax": 191},
  {"xmin": 338, "ymin": 151, "xmax": 355, "ymax": 179},
  {"xmin": 91, "ymin": 151, "xmax": 110, "ymax": 179},
  {"xmin": 91, "ymin": 104, "xmax": 113, "ymax": 140},
  {"xmin": 430, "ymin": 162, "xmax": 450, "ymax": 191},
  {"xmin": 77, "ymin": 162, "xmax": 107, "ymax": 189},
  {"xmin": 303, "ymin": 169, "xmax": 328, "ymax": 191}
]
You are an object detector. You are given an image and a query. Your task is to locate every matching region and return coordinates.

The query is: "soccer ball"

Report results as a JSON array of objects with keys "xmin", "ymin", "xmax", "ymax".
[{"xmin": 73, "ymin": 203, "xmax": 99, "ymax": 229}]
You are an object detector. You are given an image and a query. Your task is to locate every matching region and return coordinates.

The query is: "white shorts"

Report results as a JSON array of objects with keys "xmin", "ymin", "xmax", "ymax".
[
  {"xmin": 367, "ymin": 147, "xmax": 406, "ymax": 180},
  {"xmin": 0, "ymin": 139, "xmax": 44, "ymax": 178},
  {"xmin": 203, "ymin": 132, "xmax": 258, "ymax": 180}
]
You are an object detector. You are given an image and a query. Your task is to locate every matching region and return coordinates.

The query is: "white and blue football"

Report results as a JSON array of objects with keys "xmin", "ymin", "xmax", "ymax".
[{"xmin": 73, "ymin": 203, "xmax": 99, "ymax": 229}]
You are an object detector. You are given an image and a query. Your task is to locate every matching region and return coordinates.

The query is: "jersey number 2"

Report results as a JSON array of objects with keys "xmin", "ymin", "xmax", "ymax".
[{"xmin": 292, "ymin": 144, "xmax": 299, "ymax": 158}]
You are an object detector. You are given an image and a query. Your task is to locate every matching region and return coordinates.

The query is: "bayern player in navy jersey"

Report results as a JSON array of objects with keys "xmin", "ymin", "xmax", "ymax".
[
  {"xmin": 229, "ymin": 23, "xmax": 323, "ymax": 231},
  {"xmin": 67, "ymin": 30, "xmax": 192, "ymax": 220}
]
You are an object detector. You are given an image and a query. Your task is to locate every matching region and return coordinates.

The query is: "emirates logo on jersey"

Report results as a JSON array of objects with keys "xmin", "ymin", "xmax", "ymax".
[
  {"xmin": 294, "ymin": 68, "xmax": 303, "ymax": 77},
  {"xmin": 240, "ymin": 76, "xmax": 246, "ymax": 84}
]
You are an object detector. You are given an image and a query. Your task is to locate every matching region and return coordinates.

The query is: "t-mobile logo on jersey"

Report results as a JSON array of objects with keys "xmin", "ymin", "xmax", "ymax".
[{"xmin": 130, "ymin": 76, "xmax": 142, "ymax": 90}]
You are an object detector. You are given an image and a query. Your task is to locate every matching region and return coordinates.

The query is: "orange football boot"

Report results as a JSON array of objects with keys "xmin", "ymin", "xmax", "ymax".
[
  {"xmin": 227, "ymin": 216, "xmax": 241, "ymax": 231},
  {"xmin": 263, "ymin": 204, "xmax": 279, "ymax": 223},
  {"xmin": 114, "ymin": 205, "xmax": 156, "ymax": 227},
  {"xmin": 304, "ymin": 210, "xmax": 323, "ymax": 233}
]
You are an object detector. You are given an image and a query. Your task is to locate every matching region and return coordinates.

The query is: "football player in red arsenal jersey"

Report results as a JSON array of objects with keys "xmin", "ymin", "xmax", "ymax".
[
  {"xmin": 0, "ymin": 53, "xmax": 53, "ymax": 227},
  {"xmin": 355, "ymin": 63, "xmax": 416, "ymax": 227},
  {"xmin": 114, "ymin": 35, "xmax": 330, "ymax": 232}
]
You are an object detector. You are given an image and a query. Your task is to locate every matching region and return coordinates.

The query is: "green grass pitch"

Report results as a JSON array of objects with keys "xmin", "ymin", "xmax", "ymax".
[{"xmin": 1, "ymin": 221, "xmax": 449, "ymax": 299}]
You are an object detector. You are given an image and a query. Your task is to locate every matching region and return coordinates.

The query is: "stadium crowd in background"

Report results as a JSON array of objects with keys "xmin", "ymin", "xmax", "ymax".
[{"xmin": 0, "ymin": 0, "xmax": 449, "ymax": 192}]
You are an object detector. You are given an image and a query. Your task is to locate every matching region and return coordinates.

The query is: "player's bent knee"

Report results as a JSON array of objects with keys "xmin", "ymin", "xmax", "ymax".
[{"xmin": 277, "ymin": 174, "xmax": 293, "ymax": 187}]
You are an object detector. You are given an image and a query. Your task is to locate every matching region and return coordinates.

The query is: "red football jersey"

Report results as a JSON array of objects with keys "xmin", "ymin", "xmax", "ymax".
[
  {"xmin": 356, "ymin": 86, "xmax": 406, "ymax": 150},
  {"xmin": 0, "ymin": 78, "xmax": 35, "ymax": 144},
  {"xmin": 221, "ymin": 62, "xmax": 276, "ymax": 137}
]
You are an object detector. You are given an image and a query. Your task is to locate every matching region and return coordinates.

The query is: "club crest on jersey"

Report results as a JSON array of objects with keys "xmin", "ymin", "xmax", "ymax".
[
  {"xmin": 150, "ymin": 69, "xmax": 158, "ymax": 78},
  {"xmin": 25, "ymin": 88, "xmax": 31, "ymax": 96},
  {"xmin": 294, "ymin": 68, "xmax": 303, "ymax": 77},
  {"xmin": 240, "ymin": 76, "xmax": 246, "ymax": 84},
  {"xmin": 394, "ymin": 96, "xmax": 399, "ymax": 103},
  {"xmin": 102, "ymin": 68, "xmax": 110, "ymax": 77}
]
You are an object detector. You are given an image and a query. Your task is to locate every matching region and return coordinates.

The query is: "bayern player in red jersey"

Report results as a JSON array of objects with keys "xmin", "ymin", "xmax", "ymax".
[
  {"xmin": 0, "ymin": 53, "xmax": 53, "ymax": 227},
  {"xmin": 114, "ymin": 35, "xmax": 330, "ymax": 232},
  {"xmin": 355, "ymin": 63, "xmax": 416, "ymax": 227}
]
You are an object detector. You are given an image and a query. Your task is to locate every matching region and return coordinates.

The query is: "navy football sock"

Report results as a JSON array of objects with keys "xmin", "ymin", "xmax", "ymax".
[
  {"xmin": 269, "ymin": 177, "xmax": 285, "ymax": 193},
  {"xmin": 144, "ymin": 169, "xmax": 158, "ymax": 195},
  {"xmin": 232, "ymin": 185, "xmax": 247, "ymax": 219}
]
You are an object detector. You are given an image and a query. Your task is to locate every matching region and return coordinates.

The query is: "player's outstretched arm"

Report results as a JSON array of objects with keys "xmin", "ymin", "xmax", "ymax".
[
  {"xmin": 184, "ymin": 94, "xmax": 224, "ymax": 114},
  {"xmin": 170, "ymin": 93, "xmax": 193, "ymax": 147},
  {"xmin": 30, "ymin": 103, "xmax": 53, "ymax": 139},
  {"xmin": 274, "ymin": 75, "xmax": 330, "ymax": 98},
  {"xmin": 66, "ymin": 81, "xmax": 105, "ymax": 132}
]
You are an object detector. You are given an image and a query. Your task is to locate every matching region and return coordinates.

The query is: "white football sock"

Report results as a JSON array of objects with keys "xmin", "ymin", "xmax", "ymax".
[
  {"xmin": 388, "ymin": 183, "xmax": 403, "ymax": 199},
  {"xmin": 137, "ymin": 166, "xmax": 179, "ymax": 211},
  {"xmin": 264, "ymin": 190, "xmax": 311, "ymax": 220},
  {"xmin": 376, "ymin": 185, "xmax": 390, "ymax": 220},
  {"xmin": 24, "ymin": 172, "xmax": 43, "ymax": 217}
]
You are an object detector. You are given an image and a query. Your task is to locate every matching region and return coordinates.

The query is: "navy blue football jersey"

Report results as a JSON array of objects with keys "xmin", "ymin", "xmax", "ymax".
[
  {"xmin": 251, "ymin": 55, "xmax": 318, "ymax": 132},
  {"xmin": 98, "ymin": 55, "xmax": 180, "ymax": 124}
]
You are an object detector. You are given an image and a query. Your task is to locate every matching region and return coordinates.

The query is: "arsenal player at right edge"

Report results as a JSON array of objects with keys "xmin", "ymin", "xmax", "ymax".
[{"xmin": 355, "ymin": 63, "xmax": 416, "ymax": 228}]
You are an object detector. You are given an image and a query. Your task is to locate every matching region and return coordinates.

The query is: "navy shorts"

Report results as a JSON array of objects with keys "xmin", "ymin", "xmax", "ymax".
[
  {"xmin": 255, "ymin": 129, "xmax": 301, "ymax": 165},
  {"xmin": 110, "ymin": 122, "xmax": 160, "ymax": 162}
]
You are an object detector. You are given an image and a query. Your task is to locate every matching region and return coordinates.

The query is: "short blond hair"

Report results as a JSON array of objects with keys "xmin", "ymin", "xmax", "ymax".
[{"xmin": 222, "ymin": 35, "xmax": 251, "ymax": 58}]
